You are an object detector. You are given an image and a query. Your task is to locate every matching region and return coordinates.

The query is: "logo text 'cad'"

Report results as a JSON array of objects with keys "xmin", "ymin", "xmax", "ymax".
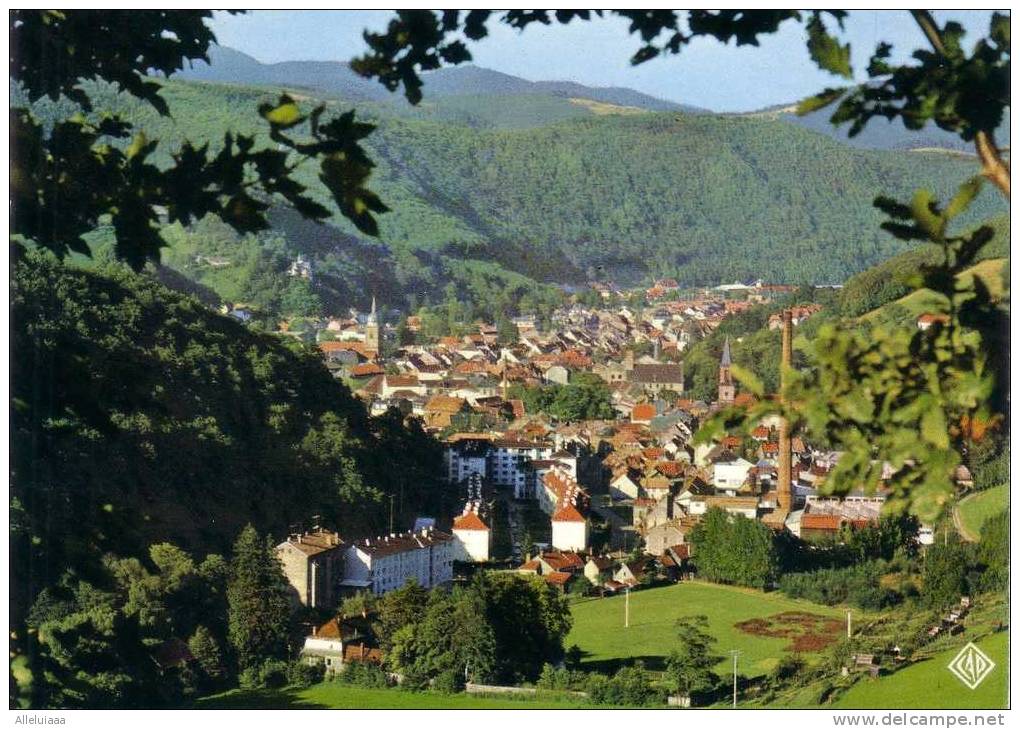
[{"xmin": 947, "ymin": 642, "xmax": 996, "ymax": 690}]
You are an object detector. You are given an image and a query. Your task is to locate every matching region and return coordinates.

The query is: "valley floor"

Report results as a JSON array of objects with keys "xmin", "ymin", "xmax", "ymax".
[{"xmin": 198, "ymin": 581, "xmax": 1008, "ymax": 710}]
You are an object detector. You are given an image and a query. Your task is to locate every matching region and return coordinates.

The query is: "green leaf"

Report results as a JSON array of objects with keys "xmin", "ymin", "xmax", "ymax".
[
  {"xmin": 806, "ymin": 14, "xmax": 852, "ymax": 79},
  {"xmin": 796, "ymin": 87, "xmax": 847, "ymax": 115},
  {"xmin": 730, "ymin": 364, "xmax": 764, "ymax": 397},
  {"xmin": 910, "ymin": 188, "xmax": 944, "ymax": 239},
  {"xmin": 944, "ymin": 176, "xmax": 983, "ymax": 221},
  {"xmin": 126, "ymin": 132, "xmax": 147, "ymax": 160},
  {"xmin": 259, "ymin": 95, "xmax": 304, "ymax": 129},
  {"xmin": 920, "ymin": 406, "xmax": 949, "ymax": 449},
  {"xmin": 990, "ymin": 12, "xmax": 1010, "ymax": 48}
]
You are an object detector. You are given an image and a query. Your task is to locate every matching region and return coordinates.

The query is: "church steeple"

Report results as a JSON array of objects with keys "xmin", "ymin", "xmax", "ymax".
[
  {"xmin": 718, "ymin": 337, "xmax": 735, "ymax": 404},
  {"xmin": 365, "ymin": 296, "xmax": 380, "ymax": 357}
]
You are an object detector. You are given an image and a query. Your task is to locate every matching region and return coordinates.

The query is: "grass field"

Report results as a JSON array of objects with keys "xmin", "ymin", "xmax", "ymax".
[
  {"xmin": 833, "ymin": 632, "xmax": 1008, "ymax": 709},
  {"xmin": 198, "ymin": 683, "xmax": 592, "ymax": 709},
  {"xmin": 567, "ymin": 581, "xmax": 847, "ymax": 677},
  {"xmin": 957, "ymin": 485, "xmax": 1008, "ymax": 541}
]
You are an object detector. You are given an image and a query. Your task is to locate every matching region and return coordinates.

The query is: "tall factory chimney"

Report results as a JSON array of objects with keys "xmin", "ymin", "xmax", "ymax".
[{"xmin": 777, "ymin": 310, "xmax": 793, "ymax": 511}]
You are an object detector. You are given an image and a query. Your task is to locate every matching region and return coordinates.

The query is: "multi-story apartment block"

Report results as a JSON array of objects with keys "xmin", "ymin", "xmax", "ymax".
[
  {"xmin": 341, "ymin": 527, "xmax": 454, "ymax": 596},
  {"xmin": 443, "ymin": 435, "xmax": 553, "ymax": 499}
]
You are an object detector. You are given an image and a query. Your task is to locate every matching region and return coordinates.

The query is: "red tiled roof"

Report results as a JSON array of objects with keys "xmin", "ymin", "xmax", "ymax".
[
  {"xmin": 542, "ymin": 551, "xmax": 585, "ymax": 570},
  {"xmin": 342, "ymin": 643, "xmax": 383, "ymax": 665},
  {"xmin": 656, "ymin": 461, "xmax": 684, "ymax": 478},
  {"xmin": 385, "ymin": 376, "xmax": 420, "ymax": 388},
  {"xmin": 350, "ymin": 363, "xmax": 384, "ymax": 377},
  {"xmin": 552, "ymin": 505, "xmax": 586, "ymax": 522},
  {"xmin": 425, "ymin": 395, "xmax": 468, "ymax": 414},
  {"xmin": 313, "ymin": 617, "xmax": 343, "ymax": 639},
  {"xmin": 801, "ymin": 513, "xmax": 843, "ymax": 531},
  {"xmin": 632, "ymin": 403, "xmax": 656, "ymax": 422},
  {"xmin": 671, "ymin": 544, "xmax": 691, "ymax": 559},
  {"xmin": 320, "ymin": 341, "xmax": 371, "ymax": 357},
  {"xmin": 452, "ymin": 512, "xmax": 489, "ymax": 531}
]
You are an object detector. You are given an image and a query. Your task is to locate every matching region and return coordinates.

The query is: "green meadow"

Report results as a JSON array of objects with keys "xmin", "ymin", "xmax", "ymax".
[
  {"xmin": 567, "ymin": 581, "xmax": 847, "ymax": 677},
  {"xmin": 957, "ymin": 485, "xmax": 1009, "ymax": 541},
  {"xmin": 833, "ymin": 632, "xmax": 1008, "ymax": 710},
  {"xmin": 199, "ymin": 683, "xmax": 592, "ymax": 709}
]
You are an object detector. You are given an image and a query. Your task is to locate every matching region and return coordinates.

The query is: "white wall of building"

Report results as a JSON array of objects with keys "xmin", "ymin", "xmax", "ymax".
[
  {"xmin": 452, "ymin": 528, "xmax": 490, "ymax": 562},
  {"xmin": 552, "ymin": 519, "xmax": 589, "ymax": 551},
  {"xmin": 712, "ymin": 459, "xmax": 753, "ymax": 489}
]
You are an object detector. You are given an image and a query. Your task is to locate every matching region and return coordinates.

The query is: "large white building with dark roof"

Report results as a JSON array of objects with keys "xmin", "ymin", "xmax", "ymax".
[{"xmin": 341, "ymin": 527, "xmax": 454, "ymax": 596}]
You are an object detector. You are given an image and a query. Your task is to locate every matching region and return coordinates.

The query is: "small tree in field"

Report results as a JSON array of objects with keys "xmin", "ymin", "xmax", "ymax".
[{"xmin": 665, "ymin": 615, "xmax": 720, "ymax": 704}]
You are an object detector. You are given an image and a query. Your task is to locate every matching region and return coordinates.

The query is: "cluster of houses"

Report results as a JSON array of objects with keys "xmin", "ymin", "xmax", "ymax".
[
  {"xmin": 303, "ymin": 284, "xmax": 825, "ymax": 424},
  {"xmin": 276, "ymin": 287, "xmax": 960, "ymax": 676},
  {"xmin": 435, "ymin": 309, "xmax": 961, "ymax": 577},
  {"xmin": 516, "ymin": 545, "xmax": 692, "ymax": 594}
]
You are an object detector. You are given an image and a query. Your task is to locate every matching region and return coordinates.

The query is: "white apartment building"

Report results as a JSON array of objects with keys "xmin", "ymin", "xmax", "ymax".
[
  {"xmin": 341, "ymin": 527, "xmax": 454, "ymax": 596},
  {"xmin": 443, "ymin": 436, "xmax": 553, "ymax": 499},
  {"xmin": 490, "ymin": 438, "xmax": 553, "ymax": 497}
]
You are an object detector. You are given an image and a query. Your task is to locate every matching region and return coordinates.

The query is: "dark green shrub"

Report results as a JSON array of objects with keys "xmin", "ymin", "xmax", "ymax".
[
  {"xmin": 779, "ymin": 561, "xmax": 900, "ymax": 609},
  {"xmin": 287, "ymin": 660, "xmax": 324, "ymax": 688},
  {"xmin": 771, "ymin": 654, "xmax": 806, "ymax": 683},
  {"xmin": 430, "ymin": 668, "xmax": 465, "ymax": 694},
  {"xmin": 338, "ymin": 662, "xmax": 390, "ymax": 688},
  {"xmin": 238, "ymin": 666, "xmax": 261, "ymax": 691},
  {"xmin": 259, "ymin": 660, "xmax": 290, "ymax": 689},
  {"xmin": 586, "ymin": 665, "xmax": 663, "ymax": 707}
]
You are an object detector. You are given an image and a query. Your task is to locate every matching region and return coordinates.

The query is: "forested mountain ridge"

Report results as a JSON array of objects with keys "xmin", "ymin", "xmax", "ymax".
[
  {"xmin": 175, "ymin": 45, "xmax": 704, "ymax": 116},
  {"xmin": 43, "ymin": 78, "xmax": 1006, "ymax": 320}
]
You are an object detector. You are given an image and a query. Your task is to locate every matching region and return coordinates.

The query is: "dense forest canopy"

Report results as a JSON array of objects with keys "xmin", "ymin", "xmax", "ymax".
[{"xmin": 10, "ymin": 253, "xmax": 453, "ymax": 628}]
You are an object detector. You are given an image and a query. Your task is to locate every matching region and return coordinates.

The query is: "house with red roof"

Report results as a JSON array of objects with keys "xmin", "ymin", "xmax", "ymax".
[
  {"xmin": 552, "ymin": 503, "xmax": 589, "ymax": 551},
  {"xmin": 451, "ymin": 506, "xmax": 491, "ymax": 563},
  {"xmin": 631, "ymin": 402, "xmax": 656, "ymax": 424}
]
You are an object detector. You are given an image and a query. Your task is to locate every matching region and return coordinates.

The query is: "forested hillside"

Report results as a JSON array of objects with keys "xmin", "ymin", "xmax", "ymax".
[
  {"xmin": 10, "ymin": 253, "xmax": 452, "ymax": 628},
  {"xmin": 744, "ymin": 104, "xmax": 1010, "ymax": 152},
  {"xmin": 31, "ymin": 78, "xmax": 1005, "ymax": 320},
  {"xmin": 682, "ymin": 214, "xmax": 1009, "ymax": 402},
  {"xmin": 837, "ymin": 214, "xmax": 1010, "ymax": 317}
]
